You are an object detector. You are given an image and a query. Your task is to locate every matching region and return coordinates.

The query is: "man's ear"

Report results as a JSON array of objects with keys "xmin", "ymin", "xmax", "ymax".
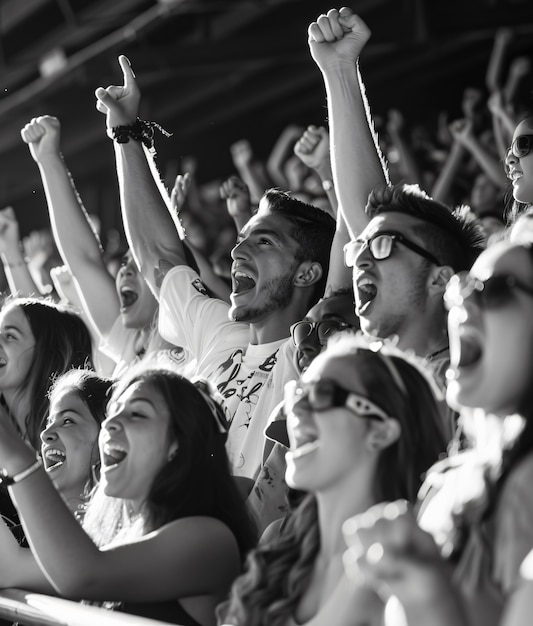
[
  {"xmin": 366, "ymin": 418, "xmax": 401, "ymax": 452},
  {"xmin": 293, "ymin": 261, "xmax": 323, "ymax": 288},
  {"xmin": 427, "ymin": 265, "xmax": 454, "ymax": 294}
]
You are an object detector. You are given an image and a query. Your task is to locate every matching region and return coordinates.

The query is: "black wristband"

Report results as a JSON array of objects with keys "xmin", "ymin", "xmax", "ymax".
[{"xmin": 111, "ymin": 118, "xmax": 172, "ymax": 151}]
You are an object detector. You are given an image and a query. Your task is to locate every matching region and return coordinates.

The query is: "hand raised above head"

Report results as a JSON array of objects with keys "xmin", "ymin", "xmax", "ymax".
[
  {"xmin": 170, "ymin": 173, "xmax": 192, "ymax": 215},
  {"xmin": 95, "ymin": 55, "xmax": 140, "ymax": 131},
  {"xmin": 219, "ymin": 176, "xmax": 251, "ymax": 219},
  {"xmin": 294, "ymin": 125, "xmax": 330, "ymax": 171},
  {"xmin": 448, "ymin": 118, "xmax": 474, "ymax": 144},
  {"xmin": 20, "ymin": 115, "xmax": 61, "ymax": 163},
  {"xmin": 308, "ymin": 7, "xmax": 371, "ymax": 72}
]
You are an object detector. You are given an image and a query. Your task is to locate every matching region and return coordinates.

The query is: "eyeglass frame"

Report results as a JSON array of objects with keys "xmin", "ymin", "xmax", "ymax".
[
  {"xmin": 343, "ymin": 231, "xmax": 441, "ymax": 268},
  {"xmin": 289, "ymin": 319, "xmax": 353, "ymax": 348},
  {"xmin": 284, "ymin": 378, "xmax": 390, "ymax": 422},
  {"xmin": 509, "ymin": 134, "xmax": 533, "ymax": 159}
]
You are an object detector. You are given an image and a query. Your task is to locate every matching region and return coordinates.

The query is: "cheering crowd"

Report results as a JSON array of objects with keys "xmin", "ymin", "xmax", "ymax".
[{"xmin": 0, "ymin": 6, "xmax": 532, "ymax": 626}]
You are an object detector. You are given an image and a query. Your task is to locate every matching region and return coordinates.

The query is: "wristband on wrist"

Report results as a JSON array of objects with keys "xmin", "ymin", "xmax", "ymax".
[
  {"xmin": 0, "ymin": 458, "xmax": 42, "ymax": 486},
  {"xmin": 110, "ymin": 118, "xmax": 172, "ymax": 151}
]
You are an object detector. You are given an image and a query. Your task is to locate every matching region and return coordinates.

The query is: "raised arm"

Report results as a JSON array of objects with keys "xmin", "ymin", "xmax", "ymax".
[
  {"xmin": 20, "ymin": 116, "xmax": 119, "ymax": 340},
  {"xmin": 294, "ymin": 125, "xmax": 338, "ymax": 218},
  {"xmin": 95, "ymin": 56, "xmax": 188, "ymax": 298},
  {"xmin": 0, "ymin": 207, "xmax": 41, "ymax": 297},
  {"xmin": 308, "ymin": 7, "xmax": 388, "ymax": 239},
  {"xmin": 448, "ymin": 117, "xmax": 507, "ymax": 188}
]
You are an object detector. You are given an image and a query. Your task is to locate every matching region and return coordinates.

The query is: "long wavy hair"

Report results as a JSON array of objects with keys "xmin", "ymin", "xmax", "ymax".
[
  {"xmin": 83, "ymin": 366, "xmax": 257, "ymax": 559},
  {"xmin": 2, "ymin": 297, "xmax": 94, "ymax": 450},
  {"xmin": 222, "ymin": 336, "xmax": 447, "ymax": 626}
]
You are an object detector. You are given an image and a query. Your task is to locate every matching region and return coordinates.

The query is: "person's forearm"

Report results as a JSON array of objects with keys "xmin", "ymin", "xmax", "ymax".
[
  {"xmin": 0, "ymin": 247, "xmax": 40, "ymax": 297},
  {"xmin": 38, "ymin": 154, "xmax": 106, "ymax": 270},
  {"xmin": 431, "ymin": 142, "xmax": 465, "ymax": 204},
  {"xmin": 322, "ymin": 62, "xmax": 388, "ymax": 238},
  {"xmin": 463, "ymin": 137, "xmax": 507, "ymax": 188},
  {"xmin": 114, "ymin": 141, "xmax": 188, "ymax": 296},
  {"xmin": 389, "ymin": 129, "xmax": 423, "ymax": 186},
  {"xmin": 7, "ymin": 458, "xmax": 102, "ymax": 598}
]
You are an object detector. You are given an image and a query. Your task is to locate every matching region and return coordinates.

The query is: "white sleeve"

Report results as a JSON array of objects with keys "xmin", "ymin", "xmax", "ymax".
[{"xmin": 158, "ymin": 266, "xmax": 249, "ymax": 371}]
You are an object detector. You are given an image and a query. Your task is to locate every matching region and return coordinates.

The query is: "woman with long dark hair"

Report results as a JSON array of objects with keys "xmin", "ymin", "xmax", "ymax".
[
  {"xmin": 221, "ymin": 334, "xmax": 447, "ymax": 626},
  {"xmin": 0, "ymin": 365, "xmax": 256, "ymax": 626}
]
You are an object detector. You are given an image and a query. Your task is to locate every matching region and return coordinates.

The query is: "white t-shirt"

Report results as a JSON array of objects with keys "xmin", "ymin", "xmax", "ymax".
[
  {"xmin": 159, "ymin": 266, "xmax": 299, "ymax": 479},
  {"xmin": 100, "ymin": 314, "xmax": 191, "ymax": 379}
]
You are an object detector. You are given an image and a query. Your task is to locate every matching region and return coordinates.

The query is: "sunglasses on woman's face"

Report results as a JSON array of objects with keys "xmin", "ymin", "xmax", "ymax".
[
  {"xmin": 510, "ymin": 134, "xmax": 533, "ymax": 159},
  {"xmin": 284, "ymin": 378, "xmax": 390, "ymax": 422},
  {"xmin": 290, "ymin": 319, "xmax": 352, "ymax": 348},
  {"xmin": 444, "ymin": 271, "xmax": 533, "ymax": 311}
]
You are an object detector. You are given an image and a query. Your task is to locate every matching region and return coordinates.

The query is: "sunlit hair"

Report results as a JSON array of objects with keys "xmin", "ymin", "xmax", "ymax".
[
  {"xmin": 443, "ymin": 242, "xmax": 533, "ymax": 557},
  {"xmin": 83, "ymin": 365, "xmax": 257, "ymax": 558},
  {"xmin": 366, "ymin": 184, "xmax": 486, "ymax": 271},
  {"xmin": 1, "ymin": 297, "xmax": 94, "ymax": 450},
  {"xmin": 258, "ymin": 188, "xmax": 336, "ymax": 301},
  {"xmin": 47, "ymin": 369, "xmax": 113, "ymax": 494},
  {"xmin": 222, "ymin": 334, "xmax": 447, "ymax": 626}
]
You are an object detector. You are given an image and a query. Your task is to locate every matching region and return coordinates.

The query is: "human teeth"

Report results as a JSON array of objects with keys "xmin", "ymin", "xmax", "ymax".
[
  {"xmin": 103, "ymin": 443, "xmax": 128, "ymax": 466},
  {"xmin": 232, "ymin": 271, "xmax": 256, "ymax": 294},
  {"xmin": 44, "ymin": 448, "xmax": 66, "ymax": 470},
  {"xmin": 289, "ymin": 440, "xmax": 320, "ymax": 459},
  {"xmin": 358, "ymin": 277, "xmax": 374, "ymax": 287}
]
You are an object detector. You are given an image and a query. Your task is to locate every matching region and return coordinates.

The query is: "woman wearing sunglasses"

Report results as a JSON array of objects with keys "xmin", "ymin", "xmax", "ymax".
[
  {"xmin": 220, "ymin": 334, "xmax": 447, "ymax": 626},
  {"xmin": 506, "ymin": 114, "xmax": 533, "ymax": 226},
  {"xmin": 342, "ymin": 240, "xmax": 533, "ymax": 626}
]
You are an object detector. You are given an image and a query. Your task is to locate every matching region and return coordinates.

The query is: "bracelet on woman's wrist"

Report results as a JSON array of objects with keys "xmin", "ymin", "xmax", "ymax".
[
  {"xmin": 0, "ymin": 458, "xmax": 42, "ymax": 486},
  {"xmin": 110, "ymin": 118, "xmax": 172, "ymax": 151}
]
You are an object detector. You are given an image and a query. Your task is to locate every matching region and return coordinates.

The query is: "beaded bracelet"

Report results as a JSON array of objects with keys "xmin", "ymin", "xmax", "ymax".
[
  {"xmin": 110, "ymin": 118, "xmax": 172, "ymax": 151},
  {"xmin": 0, "ymin": 458, "xmax": 42, "ymax": 486}
]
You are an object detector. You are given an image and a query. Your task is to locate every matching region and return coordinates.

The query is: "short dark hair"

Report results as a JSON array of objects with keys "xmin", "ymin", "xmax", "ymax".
[
  {"xmin": 366, "ymin": 184, "xmax": 486, "ymax": 271},
  {"xmin": 258, "ymin": 189, "xmax": 336, "ymax": 299}
]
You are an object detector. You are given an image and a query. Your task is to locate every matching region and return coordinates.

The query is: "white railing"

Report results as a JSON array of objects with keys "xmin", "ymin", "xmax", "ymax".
[{"xmin": 0, "ymin": 589, "xmax": 178, "ymax": 626}]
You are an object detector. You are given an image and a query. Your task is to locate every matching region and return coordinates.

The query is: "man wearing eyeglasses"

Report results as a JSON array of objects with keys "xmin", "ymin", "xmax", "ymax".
[{"xmin": 309, "ymin": 8, "xmax": 485, "ymax": 380}]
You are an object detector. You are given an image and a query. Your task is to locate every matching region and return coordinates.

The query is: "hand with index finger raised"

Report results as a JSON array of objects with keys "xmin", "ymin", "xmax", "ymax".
[{"xmin": 95, "ymin": 55, "xmax": 141, "ymax": 130}]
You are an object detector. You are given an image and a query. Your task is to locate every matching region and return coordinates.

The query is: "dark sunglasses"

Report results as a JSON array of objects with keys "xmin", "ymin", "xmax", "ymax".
[
  {"xmin": 445, "ymin": 271, "xmax": 533, "ymax": 310},
  {"xmin": 510, "ymin": 134, "xmax": 533, "ymax": 159},
  {"xmin": 284, "ymin": 378, "xmax": 390, "ymax": 422},
  {"xmin": 290, "ymin": 319, "xmax": 352, "ymax": 348},
  {"xmin": 344, "ymin": 232, "xmax": 440, "ymax": 268}
]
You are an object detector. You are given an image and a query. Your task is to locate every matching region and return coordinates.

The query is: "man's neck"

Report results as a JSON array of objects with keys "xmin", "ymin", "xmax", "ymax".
[
  {"xmin": 248, "ymin": 301, "xmax": 313, "ymax": 345},
  {"xmin": 395, "ymin": 319, "xmax": 448, "ymax": 360}
]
